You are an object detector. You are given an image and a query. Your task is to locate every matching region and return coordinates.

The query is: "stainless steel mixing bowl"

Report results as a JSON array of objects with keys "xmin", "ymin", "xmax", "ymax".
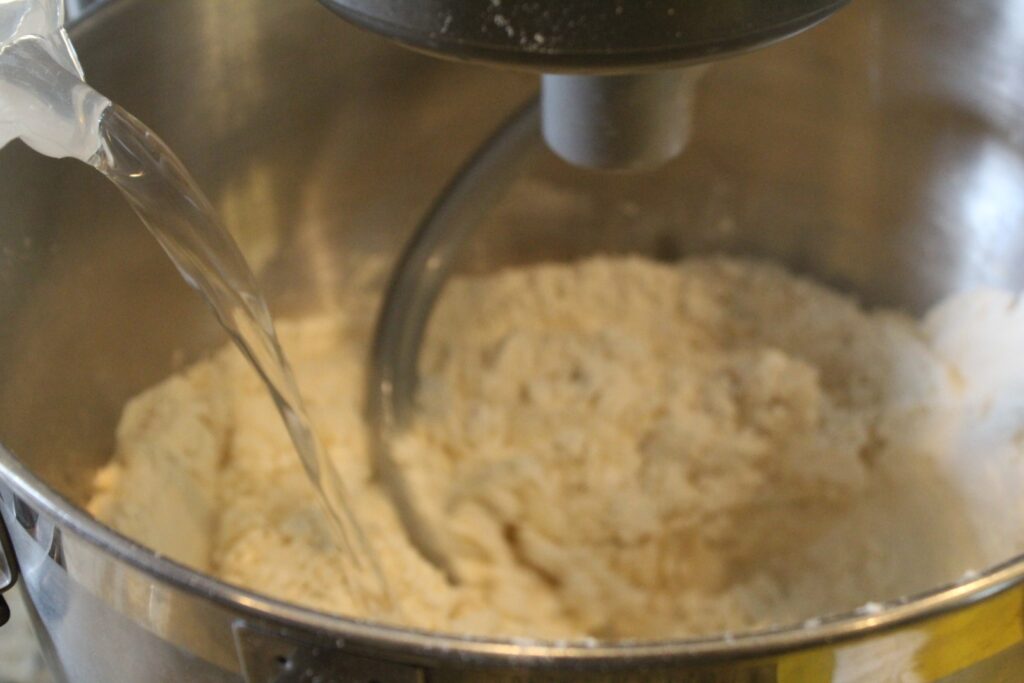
[{"xmin": 2, "ymin": 0, "xmax": 1024, "ymax": 680}]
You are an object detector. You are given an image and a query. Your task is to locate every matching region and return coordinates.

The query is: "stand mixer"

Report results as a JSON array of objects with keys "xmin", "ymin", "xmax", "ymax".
[
  {"xmin": 320, "ymin": 0, "xmax": 850, "ymax": 170},
  {"xmin": 4, "ymin": 1, "xmax": 1024, "ymax": 680}
]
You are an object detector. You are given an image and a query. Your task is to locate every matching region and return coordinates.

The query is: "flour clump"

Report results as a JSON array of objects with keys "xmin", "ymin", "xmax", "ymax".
[{"xmin": 89, "ymin": 256, "xmax": 1022, "ymax": 638}]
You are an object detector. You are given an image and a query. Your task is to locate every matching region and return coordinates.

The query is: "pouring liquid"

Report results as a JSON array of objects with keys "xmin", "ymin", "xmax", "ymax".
[
  {"xmin": 91, "ymin": 107, "xmax": 390, "ymax": 611},
  {"xmin": 0, "ymin": 2, "xmax": 389, "ymax": 612}
]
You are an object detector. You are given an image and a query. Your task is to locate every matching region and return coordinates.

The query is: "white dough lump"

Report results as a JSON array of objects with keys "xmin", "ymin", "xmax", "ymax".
[{"xmin": 89, "ymin": 256, "xmax": 1024, "ymax": 639}]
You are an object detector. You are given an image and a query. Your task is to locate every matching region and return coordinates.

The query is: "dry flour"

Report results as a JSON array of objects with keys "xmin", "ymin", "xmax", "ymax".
[{"xmin": 88, "ymin": 256, "xmax": 1024, "ymax": 638}]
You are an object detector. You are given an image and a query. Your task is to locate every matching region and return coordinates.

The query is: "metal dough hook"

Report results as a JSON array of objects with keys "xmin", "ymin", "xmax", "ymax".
[{"xmin": 368, "ymin": 100, "xmax": 542, "ymax": 580}]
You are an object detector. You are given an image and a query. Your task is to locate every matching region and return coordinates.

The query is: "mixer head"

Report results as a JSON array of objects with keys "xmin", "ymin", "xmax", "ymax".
[{"xmin": 320, "ymin": 0, "xmax": 850, "ymax": 170}]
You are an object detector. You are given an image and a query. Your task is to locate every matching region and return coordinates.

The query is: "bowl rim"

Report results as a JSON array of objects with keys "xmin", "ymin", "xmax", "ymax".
[{"xmin": 4, "ymin": 442, "xmax": 1024, "ymax": 668}]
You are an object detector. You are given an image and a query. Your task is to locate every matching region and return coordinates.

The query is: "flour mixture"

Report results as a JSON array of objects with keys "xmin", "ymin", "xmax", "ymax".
[{"xmin": 88, "ymin": 256, "xmax": 1024, "ymax": 639}]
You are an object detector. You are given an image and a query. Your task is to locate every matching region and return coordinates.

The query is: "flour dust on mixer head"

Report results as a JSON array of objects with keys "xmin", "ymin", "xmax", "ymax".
[
  {"xmin": 320, "ymin": 0, "xmax": 851, "ymax": 170},
  {"xmin": 6, "ymin": 0, "xmax": 1024, "ymax": 681}
]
